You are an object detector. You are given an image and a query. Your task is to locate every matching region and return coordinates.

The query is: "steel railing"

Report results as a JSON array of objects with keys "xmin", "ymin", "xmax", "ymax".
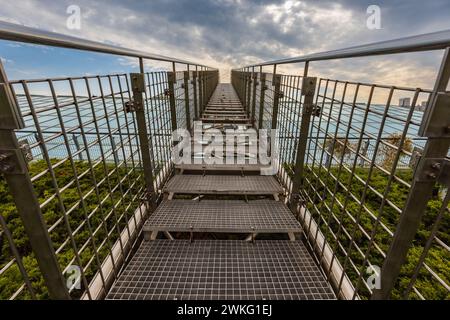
[
  {"xmin": 232, "ymin": 29, "xmax": 450, "ymax": 300},
  {"xmin": 0, "ymin": 22, "xmax": 218, "ymax": 300}
]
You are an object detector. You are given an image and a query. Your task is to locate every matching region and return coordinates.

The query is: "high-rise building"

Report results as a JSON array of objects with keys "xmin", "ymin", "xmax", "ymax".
[{"xmin": 399, "ymin": 97, "xmax": 411, "ymax": 108}]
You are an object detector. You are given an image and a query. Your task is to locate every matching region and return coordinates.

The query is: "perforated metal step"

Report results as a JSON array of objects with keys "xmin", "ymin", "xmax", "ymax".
[
  {"xmin": 143, "ymin": 199, "xmax": 301, "ymax": 233},
  {"xmin": 164, "ymin": 175, "xmax": 283, "ymax": 195},
  {"xmin": 203, "ymin": 112, "xmax": 246, "ymax": 117},
  {"xmin": 106, "ymin": 240, "xmax": 336, "ymax": 300},
  {"xmin": 175, "ymin": 163, "xmax": 266, "ymax": 172},
  {"xmin": 201, "ymin": 117, "xmax": 251, "ymax": 124},
  {"xmin": 206, "ymin": 106, "xmax": 244, "ymax": 110}
]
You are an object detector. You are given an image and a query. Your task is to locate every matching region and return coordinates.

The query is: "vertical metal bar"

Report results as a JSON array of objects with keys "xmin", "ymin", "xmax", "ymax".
[
  {"xmin": 242, "ymin": 70, "xmax": 247, "ymax": 111},
  {"xmin": 193, "ymin": 67, "xmax": 198, "ymax": 120},
  {"xmin": 258, "ymin": 73, "xmax": 266, "ymax": 130},
  {"xmin": 130, "ymin": 58, "xmax": 156, "ymax": 207},
  {"xmin": 290, "ymin": 76, "xmax": 317, "ymax": 203},
  {"xmin": 198, "ymin": 68, "xmax": 204, "ymax": 117},
  {"xmin": 0, "ymin": 61, "xmax": 70, "ymax": 300},
  {"xmin": 183, "ymin": 70, "xmax": 191, "ymax": 131},
  {"xmin": 246, "ymin": 70, "xmax": 252, "ymax": 115},
  {"xmin": 251, "ymin": 67, "xmax": 257, "ymax": 125},
  {"xmin": 271, "ymin": 74, "xmax": 282, "ymax": 130},
  {"xmin": 203, "ymin": 67, "xmax": 207, "ymax": 109},
  {"xmin": 372, "ymin": 48, "xmax": 450, "ymax": 299},
  {"xmin": 167, "ymin": 71, "xmax": 177, "ymax": 131}
]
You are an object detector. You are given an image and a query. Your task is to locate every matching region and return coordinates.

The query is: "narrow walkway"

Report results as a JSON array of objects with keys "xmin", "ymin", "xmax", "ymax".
[{"xmin": 107, "ymin": 83, "xmax": 336, "ymax": 300}]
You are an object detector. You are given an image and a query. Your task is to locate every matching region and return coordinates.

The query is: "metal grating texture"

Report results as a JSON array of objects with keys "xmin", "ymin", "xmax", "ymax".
[
  {"xmin": 201, "ymin": 117, "xmax": 251, "ymax": 124},
  {"xmin": 175, "ymin": 163, "xmax": 267, "ymax": 171},
  {"xmin": 164, "ymin": 175, "xmax": 284, "ymax": 195},
  {"xmin": 143, "ymin": 199, "xmax": 302, "ymax": 233},
  {"xmin": 106, "ymin": 240, "xmax": 336, "ymax": 300}
]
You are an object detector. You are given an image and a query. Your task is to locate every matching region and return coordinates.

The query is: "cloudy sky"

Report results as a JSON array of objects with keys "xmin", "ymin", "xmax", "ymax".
[{"xmin": 1, "ymin": 0, "xmax": 450, "ymax": 86}]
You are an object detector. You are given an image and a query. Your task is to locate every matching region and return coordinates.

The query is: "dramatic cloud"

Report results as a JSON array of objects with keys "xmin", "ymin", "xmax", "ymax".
[{"xmin": 0, "ymin": 0, "xmax": 449, "ymax": 85}]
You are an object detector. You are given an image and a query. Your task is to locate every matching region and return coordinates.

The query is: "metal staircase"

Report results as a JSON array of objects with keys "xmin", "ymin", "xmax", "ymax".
[{"xmin": 106, "ymin": 83, "xmax": 336, "ymax": 300}]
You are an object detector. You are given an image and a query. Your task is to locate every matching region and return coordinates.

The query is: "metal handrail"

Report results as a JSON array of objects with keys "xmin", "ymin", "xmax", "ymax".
[
  {"xmin": 240, "ymin": 28, "xmax": 450, "ymax": 68},
  {"xmin": 0, "ymin": 20, "xmax": 214, "ymax": 69}
]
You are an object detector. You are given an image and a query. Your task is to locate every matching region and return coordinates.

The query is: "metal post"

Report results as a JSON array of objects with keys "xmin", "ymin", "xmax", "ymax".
[
  {"xmin": 290, "ymin": 76, "xmax": 317, "ymax": 205},
  {"xmin": 198, "ymin": 69, "xmax": 204, "ymax": 117},
  {"xmin": 251, "ymin": 67, "xmax": 257, "ymax": 124},
  {"xmin": 271, "ymin": 74, "xmax": 282, "ymax": 130},
  {"xmin": 372, "ymin": 47, "xmax": 450, "ymax": 300},
  {"xmin": 193, "ymin": 67, "xmax": 198, "ymax": 120},
  {"xmin": 240, "ymin": 71, "xmax": 245, "ymax": 105},
  {"xmin": 130, "ymin": 58, "xmax": 156, "ymax": 207},
  {"xmin": 272, "ymin": 64, "xmax": 277, "ymax": 85},
  {"xmin": 204, "ymin": 70, "xmax": 209, "ymax": 104},
  {"xmin": 167, "ymin": 71, "xmax": 177, "ymax": 131},
  {"xmin": 258, "ymin": 73, "xmax": 266, "ymax": 130},
  {"xmin": 0, "ymin": 61, "xmax": 70, "ymax": 299},
  {"xmin": 246, "ymin": 70, "xmax": 252, "ymax": 115},
  {"xmin": 183, "ymin": 70, "xmax": 191, "ymax": 131},
  {"xmin": 202, "ymin": 68, "xmax": 208, "ymax": 109}
]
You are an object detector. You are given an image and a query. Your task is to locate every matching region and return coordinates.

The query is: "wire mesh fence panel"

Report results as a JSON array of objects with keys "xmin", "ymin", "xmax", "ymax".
[
  {"xmin": 276, "ymin": 75, "xmax": 303, "ymax": 173},
  {"xmin": 187, "ymin": 71, "xmax": 195, "ymax": 128},
  {"xmin": 174, "ymin": 72, "xmax": 186, "ymax": 130},
  {"xmin": 298, "ymin": 78, "xmax": 449, "ymax": 299},
  {"xmin": 0, "ymin": 68, "xmax": 218, "ymax": 299},
  {"xmin": 0, "ymin": 73, "xmax": 150, "ymax": 299},
  {"xmin": 144, "ymin": 71, "xmax": 173, "ymax": 189},
  {"xmin": 261, "ymin": 73, "xmax": 275, "ymax": 130},
  {"xmin": 0, "ymin": 210, "xmax": 38, "ymax": 299},
  {"xmin": 231, "ymin": 62, "xmax": 448, "ymax": 300}
]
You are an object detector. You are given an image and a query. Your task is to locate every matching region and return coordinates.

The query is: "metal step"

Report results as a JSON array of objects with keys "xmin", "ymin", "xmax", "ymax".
[
  {"xmin": 201, "ymin": 117, "xmax": 251, "ymax": 124},
  {"xmin": 175, "ymin": 163, "xmax": 266, "ymax": 172},
  {"xmin": 207, "ymin": 102, "xmax": 242, "ymax": 105},
  {"xmin": 106, "ymin": 240, "xmax": 336, "ymax": 300},
  {"xmin": 203, "ymin": 110, "xmax": 245, "ymax": 114},
  {"xmin": 206, "ymin": 105, "xmax": 243, "ymax": 109},
  {"xmin": 164, "ymin": 174, "xmax": 283, "ymax": 195},
  {"xmin": 143, "ymin": 199, "xmax": 301, "ymax": 233}
]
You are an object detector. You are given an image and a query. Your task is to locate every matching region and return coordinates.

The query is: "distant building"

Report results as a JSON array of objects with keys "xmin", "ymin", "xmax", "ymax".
[
  {"xmin": 415, "ymin": 101, "xmax": 428, "ymax": 112},
  {"xmin": 399, "ymin": 97, "xmax": 411, "ymax": 108}
]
